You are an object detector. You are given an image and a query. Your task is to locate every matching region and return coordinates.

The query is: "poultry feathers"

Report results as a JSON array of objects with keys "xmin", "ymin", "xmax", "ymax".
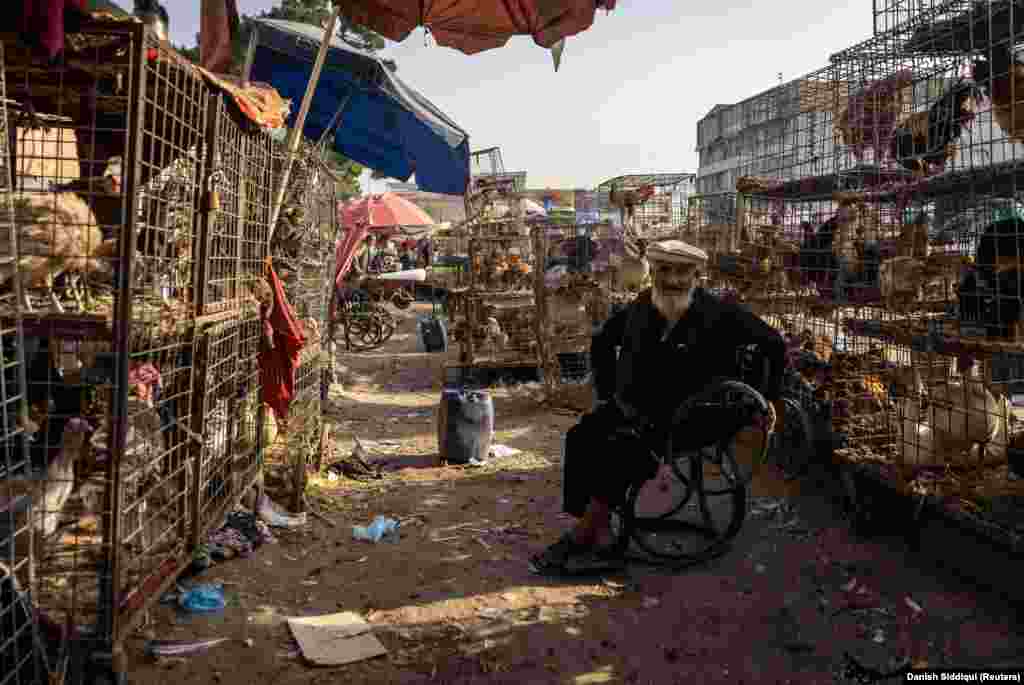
[
  {"xmin": 0, "ymin": 189, "xmax": 117, "ymax": 313},
  {"xmin": 973, "ymin": 46, "xmax": 1024, "ymax": 144},
  {"xmin": 890, "ymin": 79, "xmax": 981, "ymax": 176}
]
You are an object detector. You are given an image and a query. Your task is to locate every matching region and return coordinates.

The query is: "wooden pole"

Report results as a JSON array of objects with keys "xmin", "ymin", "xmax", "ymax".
[{"xmin": 268, "ymin": 5, "xmax": 340, "ymax": 245}]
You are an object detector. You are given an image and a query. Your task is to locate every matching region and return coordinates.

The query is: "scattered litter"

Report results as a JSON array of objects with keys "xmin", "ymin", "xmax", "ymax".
[
  {"xmin": 243, "ymin": 639, "xmax": 254, "ymax": 648},
  {"xmin": 477, "ymin": 607, "xmax": 505, "ymax": 619},
  {"xmin": 904, "ymin": 597, "xmax": 924, "ymax": 614},
  {"xmin": 287, "ymin": 612, "xmax": 388, "ymax": 666},
  {"xmin": 872, "ymin": 628, "xmax": 886, "ymax": 644},
  {"xmin": 755, "ymin": 563, "xmax": 767, "ymax": 574},
  {"xmin": 179, "ymin": 584, "xmax": 226, "ymax": 614},
  {"xmin": 489, "ymin": 444, "xmax": 521, "ymax": 458},
  {"xmin": 145, "ymin": 637, "xmax": 230, "ymax": 658},
  {"xmin": 841, "ymin": 578, "xmax": 858, "ymax": 592},
  {"xmin": 301, "ymin": 580, "xmax": 319, "ymax": 587},
  {"xmin": 257, "ymin": 493, "xmax": 307, "ymax": 529},
  {"xmin": 400, "ymin": 411, "xmax": 431, "ymax": 418},
  {"xmin": 642, "ymin": 597, "xmax": 661, "ymax": 609},
  {"xmin": 352, "ymin": 515, "xmax": 399, "ymax": 543}
]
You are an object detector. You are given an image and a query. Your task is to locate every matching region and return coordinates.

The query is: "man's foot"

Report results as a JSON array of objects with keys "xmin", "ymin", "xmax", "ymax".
[{"xmin": 529, "ymin": 533, "xmax": 624, "ymax": 577}]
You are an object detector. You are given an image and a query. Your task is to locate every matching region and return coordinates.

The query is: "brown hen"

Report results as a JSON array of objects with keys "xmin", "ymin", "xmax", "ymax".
[{"xmin": 0, "ymin": 183, "xmax": 118, "ymax": 313}]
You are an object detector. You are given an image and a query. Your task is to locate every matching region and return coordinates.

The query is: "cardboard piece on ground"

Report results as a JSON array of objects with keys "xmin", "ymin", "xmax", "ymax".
[{"xmin": 287, "ymin": 612, "xmax": 388, "ymax": 666}]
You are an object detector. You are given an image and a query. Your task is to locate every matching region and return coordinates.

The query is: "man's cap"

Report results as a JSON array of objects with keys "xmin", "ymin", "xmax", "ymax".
[{"xmin": 646, "ymin": 239, "xmax": 708, "ymax": 266}]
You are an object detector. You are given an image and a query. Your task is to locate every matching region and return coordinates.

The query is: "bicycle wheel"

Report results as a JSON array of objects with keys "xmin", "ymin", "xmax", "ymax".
[{"xmin": 341, "ymin": 314, "xmax": 380, "ymax": 351}]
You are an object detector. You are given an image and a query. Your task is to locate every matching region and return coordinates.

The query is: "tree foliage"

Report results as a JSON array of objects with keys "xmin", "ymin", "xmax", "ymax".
[{"xmin": 176, "ymin": 0, "xmax": 383, "ymax": 198}]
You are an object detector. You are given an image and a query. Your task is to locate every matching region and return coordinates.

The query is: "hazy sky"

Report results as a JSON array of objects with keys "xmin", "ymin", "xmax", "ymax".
[{"xmin": 163, "ymin": 0, "xmax": 875, "ymax": 190}]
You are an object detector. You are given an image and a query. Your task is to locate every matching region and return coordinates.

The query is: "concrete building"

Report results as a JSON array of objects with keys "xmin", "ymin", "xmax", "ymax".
[{"xmin": 695, "ymin": 77, "xmax": 839, "ymax": 195}]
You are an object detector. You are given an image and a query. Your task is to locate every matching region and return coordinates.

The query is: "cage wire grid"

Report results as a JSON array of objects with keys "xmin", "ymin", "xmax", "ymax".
[
  {"xmin": 717, "ymin": 1, "xmax": 1024, "ymax": 508},
  {"xmin": 0, "ymin": 37, "xmax": 51, "ymax": 685},
  {"xmin": 594, "ymin": 173, "xmax": 693, "ymax": 237},
  {"xmin": 0, "ymin": 17, "xmax": 332, "ymax": 679}
]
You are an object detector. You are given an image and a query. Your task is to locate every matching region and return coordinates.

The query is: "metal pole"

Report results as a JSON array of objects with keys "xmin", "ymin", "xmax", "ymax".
[
  {"xmin": 241, "ymin": 24, "xmax": 259, "ymax": 86},
  {"xmin": 268, "ymin": 4, "xmax": 340, "ymax": 246}
]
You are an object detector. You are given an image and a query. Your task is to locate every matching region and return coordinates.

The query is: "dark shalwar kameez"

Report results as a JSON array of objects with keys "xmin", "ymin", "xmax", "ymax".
[{"xmin": 562, "ymin": 287, "xmax": 786, "ymax": 517}]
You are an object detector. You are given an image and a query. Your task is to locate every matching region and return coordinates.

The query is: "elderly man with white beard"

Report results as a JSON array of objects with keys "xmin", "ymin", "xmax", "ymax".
[{"xmin": 530, "ymin": 240, "xmax": 786, "ymax": 576}]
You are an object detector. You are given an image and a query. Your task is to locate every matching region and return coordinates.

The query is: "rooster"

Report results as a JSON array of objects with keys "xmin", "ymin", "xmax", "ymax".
[
  {"xmin": 890, "ymin": 79, "xmax": 981, "ymax": 177},
  {"xmin": 0, "ymin": 185, "xmax": 119, "ymax": 313},
  {"xmin": 974, "ymin": 47, "xmax": 1024, "ymax": 144},
  {"xmin": 608, "ymin": 183, "xmax": 656, "ymax": 230}
]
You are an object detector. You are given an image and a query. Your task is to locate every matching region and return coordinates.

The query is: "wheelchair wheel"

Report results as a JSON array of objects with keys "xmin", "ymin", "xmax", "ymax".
[
  {"xmin": 613, "ymin": 442, "xmax": 748, "ymax": 565},
  {"xmin": 611, "ymin": 379, "xmax": 769, "ymax": 566}
]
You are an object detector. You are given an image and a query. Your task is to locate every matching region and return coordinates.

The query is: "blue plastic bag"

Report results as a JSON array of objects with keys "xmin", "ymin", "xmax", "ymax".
[
  {"xmin": 352, "ymin": 516, "xmax": 399, "ymax": 543},
  {"xmin": 179, "ymin": 584, "xmax": 226, "ymax": 613}
]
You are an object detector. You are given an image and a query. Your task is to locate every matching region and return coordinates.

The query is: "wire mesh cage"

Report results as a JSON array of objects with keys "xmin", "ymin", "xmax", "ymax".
[
  {"xmin": 2, "ymin": 18, "xmax": 208, "ymax": 657},
  {"xmin": 271, "ymin": 139, "xmax": 336, "ymax": 339},
  {"xmin": 0, "ymin": 19, "xmax": 301, "ymax": 679},
  {"xmin": 192, "ymin": 317, "xmax": 262, "ymax": 544},
  {"xmin": 447, "ymin": 222, "xmax": 538, "ymax": 368},
  {"xmin": 198, "ymin": 95, "xmax": 274, "ymax": 316},
  {"xmin": 872, "ymin": 0, "xmax": 953, "ymax": 37},
  {"xmin": 741, "ymin": 6, "xmax": 1024, "ymax": 530},
  {"xmin": 0, "ymin": 38, "xmax": 52, "ymax": 685},
  {"xmin": 595, "ymin": 173, "xmax": 694, "ymax": 236}
]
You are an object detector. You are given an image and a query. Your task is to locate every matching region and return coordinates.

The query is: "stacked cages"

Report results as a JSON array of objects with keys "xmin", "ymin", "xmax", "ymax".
[
  {"xmin": 595, "ymin": 173, "xmax": 693, "ymax": 238},
  {"xmin": 0, "ymin": 21, "xmax": 305, "ymax": 678},
  {"xmin": 268, "ymin": 140, "xmax": 337, "ymax": 510},
  {"xmin": 451, "ymin": 221, "xmax": 538, "ymax": 368},
  {"xmin": 0, "ymin": 22, "xmax": 207, "ymax": 678},
  {"xmin": 0, "ymin": 40, "xmax": 50, "ymax": 685},
  {"xmin": 191, "ymin": 92, "xmax": 275, "ymax": 549},
  {"xmin": 532, "ymin": 222, "xmax": 606, "ymax": 403},
  {"xmin": 813, "ymin": 1, "xmax": 1024, "ymax": 531}
]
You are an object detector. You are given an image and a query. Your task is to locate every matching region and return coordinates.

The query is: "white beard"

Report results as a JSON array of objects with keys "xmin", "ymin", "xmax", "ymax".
[{"xmin": 652, "ymin": 284, "xmax": 695, "ymax": 327}]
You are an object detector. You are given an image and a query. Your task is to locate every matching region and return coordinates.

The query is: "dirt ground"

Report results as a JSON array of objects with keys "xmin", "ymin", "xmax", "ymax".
[{"xmin": 127, "ymin": 304, "xmax": 1024, "ymax": 684}]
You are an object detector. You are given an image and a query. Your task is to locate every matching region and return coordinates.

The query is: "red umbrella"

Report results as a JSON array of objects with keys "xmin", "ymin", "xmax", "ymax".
[
  {"xmin": 341, "ymin": 193, "xmax": 435, "ymax": 233},
  {"xmin": 335, "ymin": 0, "xmax": 616, "ymax": 68}
]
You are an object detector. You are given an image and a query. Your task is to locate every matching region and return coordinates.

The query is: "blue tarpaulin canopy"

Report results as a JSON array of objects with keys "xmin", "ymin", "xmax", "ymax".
[{"xmin": 249, "ymin": 18, "xmax": 470, "ymax": 196}]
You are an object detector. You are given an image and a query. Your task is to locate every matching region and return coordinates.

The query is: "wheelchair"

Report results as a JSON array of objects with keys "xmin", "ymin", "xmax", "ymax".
[{"xmin": 606, "ymin": 378, "xmax": 774, "ymax": 567}]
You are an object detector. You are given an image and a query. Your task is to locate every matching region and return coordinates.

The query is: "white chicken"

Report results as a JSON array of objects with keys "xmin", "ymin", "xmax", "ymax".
[{"xmin": 891, "ymin": 366, "xmax": 1010, "ymax": 465}]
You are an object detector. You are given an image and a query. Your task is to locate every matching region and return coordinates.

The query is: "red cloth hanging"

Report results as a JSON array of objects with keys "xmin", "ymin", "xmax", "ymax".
[
  {"xmin": 13, "ymin": 0, "xmax": 88, "ymax": 61},
  {"xmin": 260, "ymin": 266, "xmax": 307, "ymax": 421},
  {"xmin": 328, "ymin": 222, "xmax": 371, "ymax": 324}
]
